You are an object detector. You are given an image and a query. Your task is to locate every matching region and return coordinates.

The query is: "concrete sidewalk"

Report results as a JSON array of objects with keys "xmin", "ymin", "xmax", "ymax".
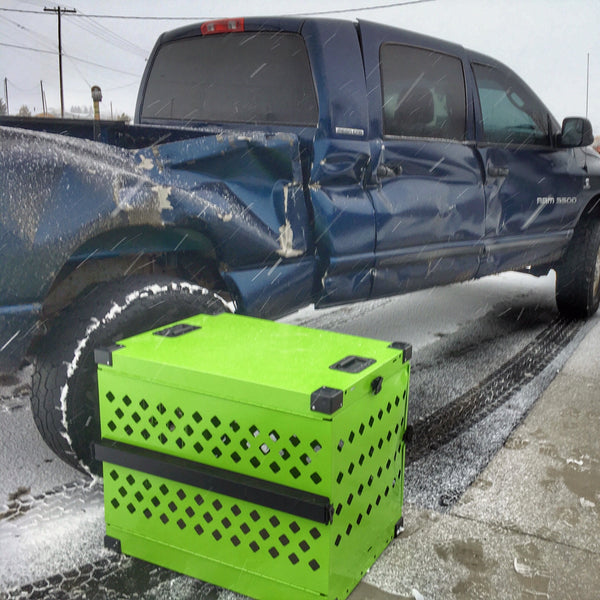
[{"xmin": 349, "ymin": 320, "xmax": 600, "ymax": 600}]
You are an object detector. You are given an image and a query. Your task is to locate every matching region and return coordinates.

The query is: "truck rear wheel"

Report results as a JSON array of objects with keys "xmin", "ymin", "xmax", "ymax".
[
  {"xmin": 555, "ymin": 219, "xmax": 600, "ymax": 319},
  {"xmin": 31, "ymin": 276, "xmax": 228, "ymax": 474}
]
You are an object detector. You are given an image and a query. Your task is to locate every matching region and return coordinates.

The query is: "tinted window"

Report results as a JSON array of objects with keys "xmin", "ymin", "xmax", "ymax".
[
  {"xmin": 472, "ymin": 63, "xmax": 549, "ymax": 146},
  {"xmin": 380, "ymin": 44, "xmax": 466, "ymax": 140},
  {"xmin": 141, "ymin": 32, "xmax": 318, "ymax": 126}
]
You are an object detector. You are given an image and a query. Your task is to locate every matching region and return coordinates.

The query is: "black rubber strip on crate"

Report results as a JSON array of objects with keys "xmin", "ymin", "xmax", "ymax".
[{"xmin": 94, "ymin": 439, "xmax": 334, "ymax": 525}]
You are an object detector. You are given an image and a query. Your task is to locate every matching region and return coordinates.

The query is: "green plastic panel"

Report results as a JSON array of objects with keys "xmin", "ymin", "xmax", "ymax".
[{"xmin": 98, "ymin": 314, "xmax": 410, "ymax": 600}]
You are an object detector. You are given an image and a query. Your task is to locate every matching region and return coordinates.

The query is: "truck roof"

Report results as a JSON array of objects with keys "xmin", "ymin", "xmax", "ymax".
[{"xmin": 155, "ymin": 16, "xmax": 466, "ymax": 59}]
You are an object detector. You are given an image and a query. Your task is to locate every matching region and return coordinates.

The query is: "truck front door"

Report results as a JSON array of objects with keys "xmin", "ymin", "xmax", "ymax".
[{"xmin": 471, "ymin": 60, "xmax": 585, "ymax": 276}]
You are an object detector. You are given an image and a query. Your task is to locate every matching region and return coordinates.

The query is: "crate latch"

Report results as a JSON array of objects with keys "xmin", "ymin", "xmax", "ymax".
[
  {"xmin": 311, "ymin": 386, "xmax": 343, "ymax": 415},
  {"xmin": 371, "ymin": 376, "xmax": 383, "ymax": 395}
]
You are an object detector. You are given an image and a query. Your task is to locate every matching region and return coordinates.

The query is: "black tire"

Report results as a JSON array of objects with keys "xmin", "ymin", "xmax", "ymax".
[
  {"xmin": 31, "ymin": 276, "xmax": 228, "ymax": 474},
  {"xmin": 556, "ymin": 218, "xmax": 600, "ymax": 319}
]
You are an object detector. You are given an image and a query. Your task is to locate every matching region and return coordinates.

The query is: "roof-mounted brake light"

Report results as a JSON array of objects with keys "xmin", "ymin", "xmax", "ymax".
[{"xmin": 201, "ymin": 18, "xmax": 245, "ymax": 36}]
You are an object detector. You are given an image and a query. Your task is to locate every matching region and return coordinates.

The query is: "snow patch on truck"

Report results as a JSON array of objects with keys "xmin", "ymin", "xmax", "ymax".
[
  {"xmin": 152, "ymin": 185, "xmax": 173, "ymax": 212},
  {"xmin": 278, "ymin": 222, "xmax": 303, "ymax": 258},
  {"xmin": 277, "ymin": 183, "xmax": 304, "ymax": 258},
  {"xmin": 138, "ymin": 155, "xmax": 155, "ymax": 171}
]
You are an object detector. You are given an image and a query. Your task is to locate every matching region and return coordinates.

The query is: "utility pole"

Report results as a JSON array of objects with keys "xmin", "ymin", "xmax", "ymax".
[
  {"xmin": 586, "ymin": 53, "xmax": 590, "ymax": 119},
  {"xmin": 40, "ymin": 80, "xmax": 47, "ymax": 115},
  {"xmin": 3, "ymin": 77, "xmax": 9, "ymax": 115},
  {"xmin": 44, "ymin": 5, "xmax": 76, "ymax": 118}
]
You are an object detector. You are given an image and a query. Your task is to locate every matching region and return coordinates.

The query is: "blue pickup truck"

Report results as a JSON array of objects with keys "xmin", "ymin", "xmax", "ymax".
[{"xmin": 1, "ymin": 17, "xmax": 598, "ymax": 471}]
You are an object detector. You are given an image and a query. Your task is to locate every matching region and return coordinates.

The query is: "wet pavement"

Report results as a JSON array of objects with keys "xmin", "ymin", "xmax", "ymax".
[
  {"xmin": 356, "ymin": 319, "xmax": 600, "ymax": 599},
  {"xmin": 1, "ymin": 274, "xmax": 599, "ymax": 599}
]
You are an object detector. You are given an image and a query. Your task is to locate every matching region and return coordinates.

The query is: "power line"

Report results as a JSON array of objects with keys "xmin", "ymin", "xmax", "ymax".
[
  {"xmin": 0, "ymin": 1, "xmax": 436, "ymax": 20},
  {"xmin": 0, "ymin": 42, "xmax": 140, "ymax": 76},
  {"xmin": 4, "ymin": 78, "xmax": 43, "ymax": 93},
  {"xmin": 0, "ymin": 7, "xmax": 209, "ymax": 20},
  {"xmin": 69, "ymin": 14, "xmax": 148, "ymax": 57},
  {"xmin": 102, "ymin": 80, "xmax": 140, "ymax": 92},
  {"xmin": 286, "ymin": 0, "xmax": 437, "ymax": 16},
  {"xmin": 0, "ymin": 14, "xmax": 57, "ymax": 51},
  {"xmin": 0, "ymin": 41, "xmax": 55, "ymax": 55}
]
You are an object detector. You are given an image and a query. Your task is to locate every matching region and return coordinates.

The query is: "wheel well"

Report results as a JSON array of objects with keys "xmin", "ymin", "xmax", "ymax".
[
  {"xmin": 42, "ymin": 250, "xmax": 227, "ymax": 323},
  {"xmin": 578, "ymin": 193, "xmax": 600, "ymax": 224},
  {"xmin": 553, "ymin": 194, "xmax": 600, "ymax": 272}
]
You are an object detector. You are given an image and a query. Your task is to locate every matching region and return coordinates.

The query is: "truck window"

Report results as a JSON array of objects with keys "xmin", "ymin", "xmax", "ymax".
[
  {"xmin": 472, "ymin": 63, "xmax": 550, "ymax": 146},
  {"xmin": 141, "ymin": 32, "xmax": 318, "ymax": 126},
  {"xmin": 380, "ymin": 44, "xmax": 466, "ymax": 141}
]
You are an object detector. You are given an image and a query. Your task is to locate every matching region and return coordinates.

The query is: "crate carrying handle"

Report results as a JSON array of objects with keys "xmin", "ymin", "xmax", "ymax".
[
  {"xmin": 153, "ymin": 323, "xmax": 201, "ymax": 338},
  {"xmin": 329, "ymin": 355, "xmax": 375, "ymax": 373},
  {"xmin": 94, "ymin": 439, "xmax": 334, "ymax": 525}
]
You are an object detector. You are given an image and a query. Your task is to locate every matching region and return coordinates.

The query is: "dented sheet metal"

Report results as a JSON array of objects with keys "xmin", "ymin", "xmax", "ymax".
[
  {"xmin": 0, "ymin": 126, "xmax": 313, "ymax": 370},
  {"xmin": 134, "ymin": 131, "xmax": 310, "ymax": 264}
]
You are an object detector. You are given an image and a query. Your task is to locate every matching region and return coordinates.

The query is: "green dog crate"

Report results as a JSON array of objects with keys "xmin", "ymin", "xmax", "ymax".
[{"xmin": 94, "ymin": 313, "xmax": 410, "ymax": 600}]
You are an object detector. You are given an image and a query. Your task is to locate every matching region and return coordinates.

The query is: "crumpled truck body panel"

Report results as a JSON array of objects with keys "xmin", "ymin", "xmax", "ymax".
[{"xmin": 0, "ymin": 125, "xmax": 316, "ymax": 371}]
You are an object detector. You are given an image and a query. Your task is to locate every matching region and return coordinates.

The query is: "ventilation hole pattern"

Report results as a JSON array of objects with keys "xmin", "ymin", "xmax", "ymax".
[
  {"xmin": 105, "ymin": 464, "xmax": 325, "ymax": 578},
  {"xmin": 101, "ymin": 390, "xmax": 328, "ymax": 491},
  {"xmin": 331, "ymin": 389, "xmax": 406, "ymax": 551},
  {"xmin": 100, "ymin": 361, "xmax": 409, "ymax": 595}
]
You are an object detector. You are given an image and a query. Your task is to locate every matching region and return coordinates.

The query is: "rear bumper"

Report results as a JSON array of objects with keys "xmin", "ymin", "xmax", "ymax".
[{"xmin": 0, "ymin": 303, "xmax": 41, "ymax": 373}]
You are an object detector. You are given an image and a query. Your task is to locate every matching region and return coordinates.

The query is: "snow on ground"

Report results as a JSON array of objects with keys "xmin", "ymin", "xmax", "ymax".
[{"xmin": 282, "ymin": 271, "xmax": 557, "ymax": 351}]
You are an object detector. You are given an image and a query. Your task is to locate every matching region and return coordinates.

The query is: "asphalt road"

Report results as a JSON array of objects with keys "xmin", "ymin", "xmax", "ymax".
[{"xmin": 0, "ymin": 272, "xmax": 592, "ymax": 599}]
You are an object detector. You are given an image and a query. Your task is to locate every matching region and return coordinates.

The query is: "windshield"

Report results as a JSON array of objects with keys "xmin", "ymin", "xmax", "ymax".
[{"xmin": 141, "ymin": 31, "xmax": 319, "ymax": 126}]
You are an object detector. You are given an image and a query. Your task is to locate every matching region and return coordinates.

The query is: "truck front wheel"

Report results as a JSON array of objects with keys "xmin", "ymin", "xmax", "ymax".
[
  {"xmin": 31, "ymin": 276, "xmax": 228, "ymax": 474},
  {"xmin": 555, "ymin": 218, "xmax": 600, "ymax": 319}
]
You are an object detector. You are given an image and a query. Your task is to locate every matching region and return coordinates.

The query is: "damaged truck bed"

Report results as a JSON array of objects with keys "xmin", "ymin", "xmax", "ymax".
[
  {"xmin": 1, "ymin": 16, "xmax": 599, "ymax": 470},
  {"xmin": 0, "ymin": 125, "xmax": 312, "ymax": 371}
]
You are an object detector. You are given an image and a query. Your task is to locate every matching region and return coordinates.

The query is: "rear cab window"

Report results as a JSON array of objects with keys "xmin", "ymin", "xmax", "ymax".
[
  {"xmin": 380, "ymin": 44, "xmax": 467, "ymax": 141},
  {"xmin": 141, "ymin": 32, "xmax": 318, "ymax": 127}
]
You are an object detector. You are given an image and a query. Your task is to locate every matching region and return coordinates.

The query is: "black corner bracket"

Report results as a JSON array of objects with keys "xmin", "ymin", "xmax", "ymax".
[
  {"xmin": 94, "ymin": 344, "xmax": 124, "ymax": 367},
  {"xmin": 403, "ymin": 424, "xmax": 414, "ymax": 445},
  {"xmin": 388, "ymin": 341, "xmax": 412, "ymax": 363},
  {"xmin": 104, "ymin": 535, "xmax": 122, "ymax": 554},
  {"xmin": 311, "ymin": 386, "xmax": 343, "ymax": 415},
  {"xmin": 394, "ymin": 517, "xmax": 404, "ymax": 538}
]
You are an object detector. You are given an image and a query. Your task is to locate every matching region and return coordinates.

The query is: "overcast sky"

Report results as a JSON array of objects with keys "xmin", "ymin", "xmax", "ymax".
[{"xmin": 1, "ymin": 0, "xmax": 599, "ymax": 132}]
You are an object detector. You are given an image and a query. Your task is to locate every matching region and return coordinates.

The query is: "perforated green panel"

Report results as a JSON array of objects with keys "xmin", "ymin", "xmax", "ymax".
[
  {"xmin": 99, "ymin": 370, "xmax": 334, "ymax": 493},
  {"xmin": 98, "ymin": 314, "xmax": 410, "ymax": 600},
  {"xmin": 104, "ymin": 463, "xmax": 329, "ymax": 593}
]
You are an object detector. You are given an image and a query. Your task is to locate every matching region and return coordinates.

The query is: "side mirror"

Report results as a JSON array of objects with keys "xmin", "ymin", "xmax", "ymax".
[{"xmin": 560, "ymin": 117, "xmax": 594, "ymax": 147}]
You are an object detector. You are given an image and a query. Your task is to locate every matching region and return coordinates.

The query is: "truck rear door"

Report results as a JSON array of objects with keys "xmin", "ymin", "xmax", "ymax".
[{"xmin": 359, "ymin": 22, "xmax": 486, "ymax": 298}]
